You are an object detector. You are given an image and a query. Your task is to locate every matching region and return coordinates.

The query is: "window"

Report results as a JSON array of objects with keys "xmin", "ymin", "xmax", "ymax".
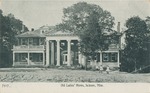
[
  {"xmin": 29, "ymin": 38, "xmax": 33, "ymax": 45},
  {"xmin": 21, "ymin": 38, "xmax": 28, "ymax": 45},
  {"xmin": 39, "ymin": 53, "xmax": 43, "ymax": 62},
  {"xmin": 21, "ymin": 53, "xmax": 27, "ymax": 62},
  {"xmin": 15, "ymin": 53, "xmax": 19, "ymax": 62},
  {"xmin": 103, "ymin": 53, "xmax": 109, "ymax": 62},
  {"xmin": 39, "ymin": 38, "xmax": 44, "ymax": 45},
  {"xmin": 30, "ymin": 53, "xmax": 43, "ymax": 62},
  {"xmin": 33, "ymin": 38, "xmax": 39, "ymax": 45},
  {"xmin": 111, "ymin": 53, "xmax": 117, "ymax": 62},
  {"xmin": 102, "ymin": 53, "xmax": 118, "ymax": 62},
  {"xmin": 15, "ymin": 53, "xmax": 27, "ymax": 62},
  {"xmin": 29, "ymin": 53, "xmax": 32, "ymax": 61}
]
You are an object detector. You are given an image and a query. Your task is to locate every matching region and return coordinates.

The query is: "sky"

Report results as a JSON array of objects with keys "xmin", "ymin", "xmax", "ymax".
[{"xmin": 0, "ymin": 0, "xmax": 150, "ymax": 30}]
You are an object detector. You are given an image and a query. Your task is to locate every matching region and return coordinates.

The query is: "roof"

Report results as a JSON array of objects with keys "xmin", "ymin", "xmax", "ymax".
[
  {"xmin": 16, "ymin": 25, "xmax": 121, "ymax": 38},
  {"xmin": 103, "ymin": 30, "xmax": 121, "ymax": 37},
  {"xmin": 16, "ymin": 25, "xmax": 54, "ymax": 37},
  {"xmin": 44, "ymin": 30, "xmax": 76, "ymax": 36},
  {"xmin": 16, "ymin": 25, "xmax": 76, "ymax": 37},
  {"xmin": 16, "ymin": 30, "xmax": 45, "ymax": 37}
]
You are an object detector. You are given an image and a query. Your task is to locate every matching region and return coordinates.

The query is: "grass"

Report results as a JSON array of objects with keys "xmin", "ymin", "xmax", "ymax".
[{"xmin": 0, "ymin": 68, "xmax": 149, "ymax": 82}]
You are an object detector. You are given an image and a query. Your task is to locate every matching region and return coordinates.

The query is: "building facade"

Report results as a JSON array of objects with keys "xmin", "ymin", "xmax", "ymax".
[{"xmin": 12, "ymin": 26, "xmax": 121, "ymax": 68}]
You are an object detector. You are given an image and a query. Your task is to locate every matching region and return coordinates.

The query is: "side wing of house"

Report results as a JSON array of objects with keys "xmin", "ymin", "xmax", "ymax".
[{"xmin": 12, "ymin": 30, "xmax": 46, "ymax": 67}]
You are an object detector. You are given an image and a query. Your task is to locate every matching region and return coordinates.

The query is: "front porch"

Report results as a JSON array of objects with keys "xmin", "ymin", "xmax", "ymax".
[
  {"xmin": 45, "ymin": 31, "xmax": 84, "ymax": 67},
  {"xmin": 13, "ymin": 52, "xmax": 45, "ymax": 67}
]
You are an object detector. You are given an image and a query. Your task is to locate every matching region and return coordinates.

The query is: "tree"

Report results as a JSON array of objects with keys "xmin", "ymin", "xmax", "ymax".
[
  {"xmin": 145, "ymin": 16, "xmax": 150, "ymax": 31},
  {"xmin": 0, "ymin": 9, "xmax": 28, "ymax": 67},
  {"xmin": 57, "ymin": 2, "xmax": 115, "ymax": 69},
  {"xmin": 80, "ymin": 11, "xmax": 111, "ymax": 69},
  {"xmin": 121, "ymin": 16, "xmax": 149, "ymax": 72},
  {"xmin": 57, "ymin": 2, "xmax": 114, "ymax": 33}
]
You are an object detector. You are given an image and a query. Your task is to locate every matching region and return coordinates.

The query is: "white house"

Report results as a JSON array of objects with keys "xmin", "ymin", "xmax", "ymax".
[{"xmin": 12, "ymin": 24, "xmax": 121, "ymax": 68}]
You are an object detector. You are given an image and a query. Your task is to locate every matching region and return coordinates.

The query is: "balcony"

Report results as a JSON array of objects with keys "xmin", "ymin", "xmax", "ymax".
[{"xmin": 12, "ymin": 45, "xmax": 45, "ymax": 50}]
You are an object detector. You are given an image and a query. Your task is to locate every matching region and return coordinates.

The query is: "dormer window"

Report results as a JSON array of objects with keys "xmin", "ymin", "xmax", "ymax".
[{"xmin": 41, "ymin": 30, "xmax": 45, "ymax": 34}]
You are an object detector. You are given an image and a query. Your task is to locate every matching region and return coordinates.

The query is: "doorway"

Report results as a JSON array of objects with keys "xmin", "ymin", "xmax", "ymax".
[{"xmin": 63, "ymin": 54, "xmax": 68, "ymax": 64}]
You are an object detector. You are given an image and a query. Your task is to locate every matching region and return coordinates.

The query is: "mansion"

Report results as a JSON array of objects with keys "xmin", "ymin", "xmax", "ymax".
[{"xmin": 12, "ymin": 24, "xmax": 122, "ymax": 68}]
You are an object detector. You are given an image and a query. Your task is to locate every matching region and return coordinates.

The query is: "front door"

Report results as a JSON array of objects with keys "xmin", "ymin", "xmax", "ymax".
[{"xmin": 63, "ymin": 54, "xmax": 68, "ymax": 64}]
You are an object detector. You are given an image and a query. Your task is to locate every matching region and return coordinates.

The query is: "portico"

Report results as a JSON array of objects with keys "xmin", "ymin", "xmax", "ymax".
[{"xmin": 45, "ymin": 31, "xmax": 83, "ymax": 67}]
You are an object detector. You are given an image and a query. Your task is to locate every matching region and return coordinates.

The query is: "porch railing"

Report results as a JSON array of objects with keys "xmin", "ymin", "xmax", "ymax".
[
  {"xmin": 13, "ymin": 45, "xmax": 45, "ymax": 50},
  {"xmin": 14, "ymin": 62, "xmax": 43, "ymax": 66},
  {"xmin": 14, "ymin": 62, "xmax": 28, "ymax": 65},
  {"xmin": 30, "ymin": 62, "xmax": 43, "ymax": 65}
]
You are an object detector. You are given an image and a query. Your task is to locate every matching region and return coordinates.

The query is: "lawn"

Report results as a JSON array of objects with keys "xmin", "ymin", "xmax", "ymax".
[{"xmin": 0, "ymin": 68, "xmax": 150, "ymax": 82}]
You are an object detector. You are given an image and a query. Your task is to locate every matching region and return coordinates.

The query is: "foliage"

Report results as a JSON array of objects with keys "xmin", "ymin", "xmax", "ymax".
[
  {"xmin": 120, "ymin": 16, "xmax": 149, "ymax": 72},
  {"xmin": 57, "ymin": 2, "xmax": 114, "ymax": 33},
  {"xmin": 0, "ymin": 9, "xmax": 28, "ymax": 67},
  {"xmin": 57, "ymin": 2, "xmax": 115, "ymax": 66},
  {"xmin": 145, "ymin": 16, "xmax": 150, "ymax": 31},
  {"xmin": 79, "ymin": 11, "xmax": 110, "ymax": 58}
]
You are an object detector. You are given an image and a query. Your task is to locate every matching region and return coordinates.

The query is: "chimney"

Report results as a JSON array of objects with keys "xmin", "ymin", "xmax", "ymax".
[{"xmin": 117, "ymin": 22, "xmax": 120, "ymax": 32}]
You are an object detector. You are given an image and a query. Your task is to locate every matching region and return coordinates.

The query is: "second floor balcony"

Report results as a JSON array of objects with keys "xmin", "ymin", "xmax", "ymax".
[
  {"xmin": 12, "ymin": 37, "xmax": 46, "ymax": 51},
  {"xmin": 13, "ymin": 45, "xmax": 45, "ymax": 51}
]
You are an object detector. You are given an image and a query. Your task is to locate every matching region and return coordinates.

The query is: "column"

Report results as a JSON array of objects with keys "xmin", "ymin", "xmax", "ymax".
[
  {"xmin": 56, "ymin": 40, "xmax": 60, "ymax": 66},
  {"xmin": 43, "ymin": 52, "xmax": 45, "ymax": 66},
  {"xmin": 78, "ymin": 52, "xmax": 82, "ymax": 65},
  {"xmin": 46, "ymin": 40, "xmax": 49, "ymax": 66},
  {"xmin": 117, "ymin": 51, "xmax": 120, "ymax": 67},
  {"xmin": 67, "ymin": 40, "xmax": 71, "ymax": 66},
  {"xmin": 78, "ymin": 40, "xmax": 82, "ymax": 65},
  {"xmin": 28, "ymin": 52, "xmax": 30, "ymax": 65},
  {"xmin": 82, "ymin": 55, "xmax": 86, "ymax": 67},
  {"xmin": 51, "ymin": 41, "xmax": 54, "ymax": 65},
  {"xmin": 100, "ymin": 51, "xmax": 102, "ymax": 65},
  {"xmin": 13, "ymin": 52, "xmax": 15, "ymax": 66}
]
